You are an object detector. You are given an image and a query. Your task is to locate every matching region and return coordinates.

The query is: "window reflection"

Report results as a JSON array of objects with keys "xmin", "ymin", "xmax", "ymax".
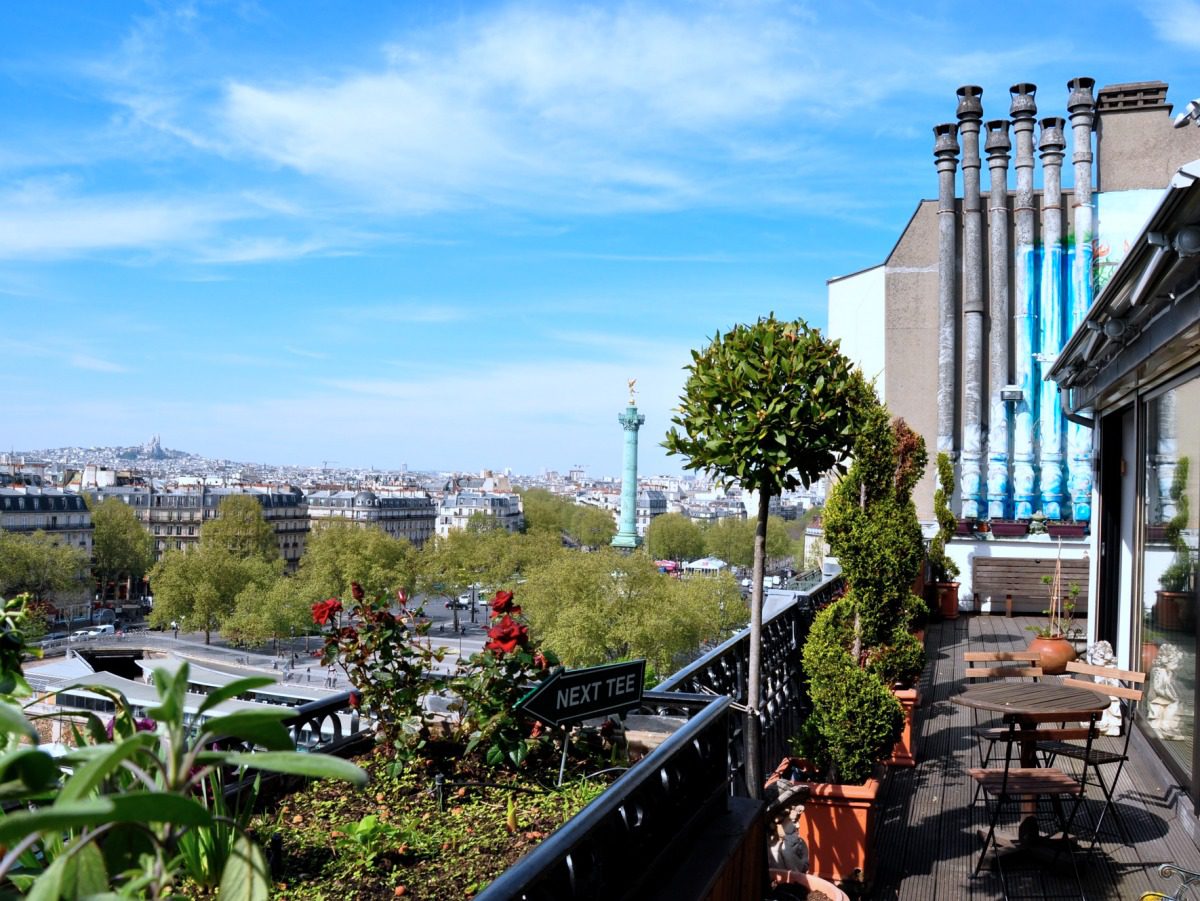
[{"xmin": 1143, "ymin": 381, "xmax": 1199, "ymax": 776}]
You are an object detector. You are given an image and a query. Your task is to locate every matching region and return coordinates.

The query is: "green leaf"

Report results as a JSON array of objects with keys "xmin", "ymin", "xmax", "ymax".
[
  {"xmin": 0, "ymin": 801, "xmax": 115, "ymax": 846},
  {"xmin": 0, "ymin": 700, "xmax": 36, "ymax": 742},
  {"xmin": 196, "ymin": 677, "xmax": 278, "ymax": 717},
  {"xmin": 100, "ymin": 823, "xmax": 155, "ymax": 879},
  {"xmin": 58, "ymin": 733, "xmax": 158, "ymax": 803},
  {"xmin": 107, "ymin": 792, "xmax": 213, "ymax": 827},
  {"xmin": 218, "ymin": 834, "xmax": 270, "ymax": 901},
  {"xmin": 60, "ymin": 841, "xmax": 108, "ymax": 900},
  {"xmin": 0, "ymin": 747, "xmax": 58, "ymax": 792},
  {"xmin": 27, "ymin": 850, "xmax": 65, "ymax": 901},
  {"xmin": 200, "ymin": 710, "xmax": 294, "ymax": 751},
  {"xmin": 221, "ymin": 751, "xmax": 368, "ymax": 786}
]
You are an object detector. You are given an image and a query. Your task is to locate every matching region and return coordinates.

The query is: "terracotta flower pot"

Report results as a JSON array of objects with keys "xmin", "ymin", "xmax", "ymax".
[
  {"xmin": 1142, "ymin": 642, "xmax": 1160, "ymax": 674},
  {"xmin": 933, "ymin": 582, "xmax": 959, "ymax": 620},
  {"xmin": 767, "ymin": 759, "xmax": 881, "ymax": 884},
  {"xmin": 887, "ymin": 687, "xmax": 919, "ymax": 768},
  {"xmin": 769, "ymin": 870, "xmax": 850, "ymax": 901},
  {"xmin": 1027, "ymin": 635, "xmax": 1077, "ymax": 675}
]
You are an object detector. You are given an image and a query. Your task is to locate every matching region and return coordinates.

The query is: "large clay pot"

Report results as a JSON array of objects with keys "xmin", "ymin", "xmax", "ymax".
[
  {"xmin": 766, "ymin": 759, "xmax": 881, "ymax": 884},
  {"xmin": 934, "ymin": 582, "xmax": 960, "ymax": 620},
  {"xmin": 1028, "ymin": 636, "xmax": 1077, "ymax": 675},
  {"xmin": 887, "ymin": 687, "xmax": 919, "ymax": 768},
  {"xmin": 1155, "ymin": 590, "xmax": 1192, "ymax": 631}
]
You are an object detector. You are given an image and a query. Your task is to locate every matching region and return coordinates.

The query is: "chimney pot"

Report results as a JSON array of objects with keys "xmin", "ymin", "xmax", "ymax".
[
  {"xmin": 985, "ymin": 120, "xmax": 1012, "ymax": 153},
  {"xmin": 957, "ymin": 85, "xmax": 984, "ymax": 119},
  {"xmin": 1067, "ymin": 77, "xmax": 1097, "ymax": 115},
  {"xmin": 1039, "ymin": 117, "xmax": 1067, "ymax": 152},
  {"xmin": 1009, "ymin": 83, "xmax": 1038, "ymax": 119}
]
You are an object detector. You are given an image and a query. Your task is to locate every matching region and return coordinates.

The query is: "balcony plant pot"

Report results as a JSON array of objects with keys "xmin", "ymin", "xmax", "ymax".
[
  {"xmin": 988, "ymin": 519, "xmax": 1030, "ymax": 538},
  {"xmin": 1154, "ymin": 590, "xmax": 1191, "ymax": 631},
  {"xmin": 1047, "ymin": 522, "xmax": 1087, "ymax": 539},
  {"xmin": 766, "ymin": 759, "xmax": 881, "ymax": 885},
  {"xmin": 769, "ymin": 869, "xmax": 850, "ymax": 901},
  {"xmin": 930, "ymin": 581, "xmax": 960, "ymax": 620},
  {"xmin": 886, "ymin": 686, "xmax": 919, "ymax": 768},
  {"xmin": 955, "ymin": 518, "xmax": 977, "ymax": 537},
  {"xmin": 1027, "ymin": 635, "xmax": 1076, "ymax": 675}
]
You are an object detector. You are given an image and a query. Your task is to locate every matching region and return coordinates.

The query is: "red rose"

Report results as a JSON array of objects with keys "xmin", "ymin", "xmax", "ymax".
[
  {"xmin": 396, "ymin": 589, "xmax": 408, "ymax": 607},
  {"xmin": 530, "ymin": 720, "xmax": 543, "ymax": 738},
  {"xmin": 484, "ymin": 614, "xmax": 528, "ymax": 656},
  {"xmin": 489, "ymin": 590, "xmax": 521, "ymax": 618},
  {"xmin": 349, "ymin": 691, "xmax": 361, "ymax": 709},
  {"xmin": 533, "ymin": 651, "xmax": 549, "ymax": 671},
  {"xmin": 351, "ymin": 582, "xmax": 365, "ymax": 602},
  {"xmin": 311, "ymin": 598, "xmax": 343, "ymax": 625}
]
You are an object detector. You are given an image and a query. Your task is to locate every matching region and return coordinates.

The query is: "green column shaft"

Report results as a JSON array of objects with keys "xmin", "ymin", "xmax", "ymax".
[{"xmin": 611, "ymin": 405, "xmax": 644, "ymax": 549}]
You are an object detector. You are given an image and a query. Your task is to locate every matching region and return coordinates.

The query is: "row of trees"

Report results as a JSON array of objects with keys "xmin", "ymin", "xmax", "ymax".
[
  {"xmin": 144, "ymin": 496, "xmax": 746, "ymax": 681},
  {"xmin": 643, "ymin": 511, "xmax": 804, "ymax": 569}
]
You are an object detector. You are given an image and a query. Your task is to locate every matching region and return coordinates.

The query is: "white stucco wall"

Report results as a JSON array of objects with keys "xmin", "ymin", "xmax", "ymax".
[{"xmin": 827, "ymin": 264, "xmax": 886, "ymax": 396}]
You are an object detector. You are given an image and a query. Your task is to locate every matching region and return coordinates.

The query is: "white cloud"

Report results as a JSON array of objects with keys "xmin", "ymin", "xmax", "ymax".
[
  {"xmin": 1144, "ymin": 0, "xmax": 1200, "ymax": 48},
  {"xmin": 69, "ymin": 354, "xmax": 130, "ymax": 374}
]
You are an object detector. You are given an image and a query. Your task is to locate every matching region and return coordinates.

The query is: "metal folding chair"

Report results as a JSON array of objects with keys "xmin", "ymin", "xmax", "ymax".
[
  {"xmin": 1036, "ymin": 660, "xmax": 1146, "ymax": 846},
  {"xmin": 965, "ymin": 652, "xmax": 1043, "ymax": 793},
  {"xmin": 969, "ymin": 710, "xmax": 1100, "ymax": 876}
]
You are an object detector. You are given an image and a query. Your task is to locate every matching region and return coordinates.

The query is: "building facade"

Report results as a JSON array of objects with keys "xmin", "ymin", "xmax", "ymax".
[
  {"xmin": 436, "ymin": 491, "xmax": 524, "ymax": 538},
  {"xmin": 0, "ymin": 488, "xmax": 93, "ymax": 554},
  {"xmin": 306, "ymin": 489, "xmax": 436, "ymax": 548}
]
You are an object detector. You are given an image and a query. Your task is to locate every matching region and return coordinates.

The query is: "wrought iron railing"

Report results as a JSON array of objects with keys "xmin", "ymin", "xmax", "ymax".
[{"xmin": 475, "ymin": 572, "xmax": 844, "ymax": 901}]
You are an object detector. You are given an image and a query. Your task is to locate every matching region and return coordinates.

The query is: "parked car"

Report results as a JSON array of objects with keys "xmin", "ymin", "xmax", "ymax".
[
  {"xmin": 446, "ymin": 596, "xmax": 471, "ymax": 610},
  {"xmin": 69, "ymin": 629, "xmax": 96, "ymax": 642}
]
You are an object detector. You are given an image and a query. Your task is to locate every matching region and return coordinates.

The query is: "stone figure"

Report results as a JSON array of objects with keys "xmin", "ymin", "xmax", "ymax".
[
  {"xmin": 1148, "ymin": 642, "xmax": 1187, "ymax": 740},
  {"xmin": 1087, "ymin": 640, "xmax": 1123, "ymax": 736},
  {"xmin": 767, "ymin": 806, "xmax": 810, "ymax": 874}
]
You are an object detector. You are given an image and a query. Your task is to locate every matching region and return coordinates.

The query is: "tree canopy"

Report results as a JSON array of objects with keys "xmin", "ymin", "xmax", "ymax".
[
  {"xmin": 148, "ymin": 545, "xmax": 279, "ymax": 644},
  {"xmin": 200, "ymin": 495, "xmax": 279, "ymax": 562},
  {"xmin": 90, "ymin": 497, "xmax": 154, "ymax": 599},
  {"xmin": 0, "ymin": 531, "xmax": 89, "ymax": 604},
  {"xmin": 645, "ymin": 513, "xmax": 705, "ymax": 563},
  {"xmin": 294, "ymin": 521, "xmax": 418, "ymax": 606}
]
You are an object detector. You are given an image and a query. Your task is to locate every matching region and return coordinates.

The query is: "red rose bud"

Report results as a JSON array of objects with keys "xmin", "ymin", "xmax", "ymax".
[
  {"xmin": 396, "ymin": 589, "xmax": 408, "ymax": 606},
  {"xmin": 351, "ymin": 582, "xmax": 365, "ymax": 602},
  {"xmin": 349, "ymin": 692, "xmax": 361, "ymax": 709}
]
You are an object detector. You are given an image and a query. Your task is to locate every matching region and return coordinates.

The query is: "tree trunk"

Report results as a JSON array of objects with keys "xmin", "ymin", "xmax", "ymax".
[{"xmin": 746, "ymin": 489, "xmax": 771, "ymax": 799}]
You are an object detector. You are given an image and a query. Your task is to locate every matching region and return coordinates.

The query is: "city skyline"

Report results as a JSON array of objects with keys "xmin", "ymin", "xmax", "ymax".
[{"xmin": 3, "ymin": 2, "xmax": 1198, "ymax": 474}]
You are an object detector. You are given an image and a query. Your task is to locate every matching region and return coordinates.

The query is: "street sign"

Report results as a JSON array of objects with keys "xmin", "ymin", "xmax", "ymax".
[{"xmin": 517, "ymin": 660, "xmax": 645, "ymax": 728}]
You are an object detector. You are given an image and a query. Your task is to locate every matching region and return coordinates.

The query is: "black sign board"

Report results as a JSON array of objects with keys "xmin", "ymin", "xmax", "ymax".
[{"xmin": 517, "ymin": 659, "xmax": 645, "ymax": 727}]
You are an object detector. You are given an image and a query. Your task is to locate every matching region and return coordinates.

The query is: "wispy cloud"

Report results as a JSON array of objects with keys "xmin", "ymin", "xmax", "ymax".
[
  {"xmin": 70, "ymin": 354, "xmax": 130, "ymax": 374},
  {"xmin": 1143, "ymin": 0, "xmax": 1200, "ymax": 48}
]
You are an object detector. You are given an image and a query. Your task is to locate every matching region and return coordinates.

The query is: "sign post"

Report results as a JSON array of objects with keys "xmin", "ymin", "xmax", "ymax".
[{"xmin": 517, "ymin": 660, "xmax": 646, "ymax": 785}]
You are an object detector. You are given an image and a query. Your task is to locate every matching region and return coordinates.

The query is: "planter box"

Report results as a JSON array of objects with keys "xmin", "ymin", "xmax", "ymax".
[
  {"xmin": 1047, "ymin": 522, "xmax": 1088, "ymax": 539},
  {"xmin": 769, "ymin": 870, "xmax": 850, "ymax": 901},
  {"xmin": 887, "ymin": 687, "xmax": 919, "ymax": 768},
  {"xmin": 767, "ymin": 759, "xmax": 881, "ymax": 884},
  {"xmin": 988, "ymin": 519, "xmax": 1029, "ymax": 537},
  {"xmin": 955, "ymin": 519, "xmax": 977, "ymax": 536},
  {"xmin": 929, "ymin": 581, "xmax": 959, "ymax": 620}
]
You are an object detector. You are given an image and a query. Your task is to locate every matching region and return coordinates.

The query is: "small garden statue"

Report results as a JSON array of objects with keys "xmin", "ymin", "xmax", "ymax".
[{"xmin": 1087, "ymin": 639, "xmax": 1123, "ymax": 736}]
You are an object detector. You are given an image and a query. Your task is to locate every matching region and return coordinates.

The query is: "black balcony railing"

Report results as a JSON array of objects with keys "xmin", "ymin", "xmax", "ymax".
[{"xmin": 475, "ymin": 571, "xmax": 843, "ymax": 901}]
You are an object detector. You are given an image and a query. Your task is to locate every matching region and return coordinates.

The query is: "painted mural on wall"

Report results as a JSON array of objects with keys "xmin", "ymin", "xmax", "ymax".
[{"xmin": 992, "ymin": 189, "xmax": 1160, "ymax": 525}]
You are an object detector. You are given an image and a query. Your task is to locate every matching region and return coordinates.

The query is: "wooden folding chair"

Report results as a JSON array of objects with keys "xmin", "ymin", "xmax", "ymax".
[
  {"xmin": 1036, "ymin": 660, "xmax": 1146, "ymax": 846},
  {"xmin": 970, "ymin": 710, "xmax": 1100, "ymax": 875},
  {"xmin": 965, "ymin": 651, "xmax": 1043, "ymax": 773}
]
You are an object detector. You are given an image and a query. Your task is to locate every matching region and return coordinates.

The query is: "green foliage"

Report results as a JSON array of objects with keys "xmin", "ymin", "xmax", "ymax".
[
  {"xmin": 519, "ymin": 548, "xmax": 743, "ymax": 680},
  {"xmin": 929, "ymin": 451, "xmax": 959, "ymax": 583},
  {"xmin": 517, "ymin": 489, "xmax": 614, "ymax": 549},
  {"xmin": 664, "ymin": 315, "xmax": 868, "ymax": 497},
  {"xmin": 292, "ymin": 520, "xmax": 418, "ymax": 609},
  {"xmin": 316, "ymin": 589, "xmax": 444, "ymax": 764},
  {"xmin": 700, "ymin": 515, "xmax": 794, "ymax": 570},
  {"xmin": 89, "ymin": 497, "xmax": 154, "ymax": 600},
  {"xmin": 0, "ymin": 531, "xmax": 89, "ymax": 604},
  {"xmin": 823, "ymin": 405, "xmax": 927, "ymax": 647},
  {"xmin": 569, "ymin": 505, "xmax": 616, "ymax": 549},
  {"xmin": 201, "ymin": 495, "xmax": 280, "ymax": 563},
  {"xmin": 1161, "ymin": 457, "xmax": 1193, "ymax": 592},
  {"xmin": 645, "ymin": 513, "xmax": 705, "ymax": 562},
  {"xmin": 148, "ymin": 545, "xmax": 280, "ymax": 644},
  {"xmin": 0, "ymin": 619, "xmax": 365, "ymax": 899},
  {"xmin": 452, "ymin": 592, "xmax": 558, "ymax": 769},
  {"xmin": 863, "ymin": 628, "xmax": 925, "ymax": 690},
  {"xmin": 797, "ymin": 598, "xmax": 903, "ymax": 784}
]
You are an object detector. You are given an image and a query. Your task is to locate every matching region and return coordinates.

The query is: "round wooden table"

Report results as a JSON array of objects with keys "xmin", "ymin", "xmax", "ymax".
[{"xmin": 953, "ymin": 681, "xmax": 1110, "ymax": 854}]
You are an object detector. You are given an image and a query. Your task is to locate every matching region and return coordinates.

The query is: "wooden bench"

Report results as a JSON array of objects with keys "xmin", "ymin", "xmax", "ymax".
[{"xmin": 971, "ymin": 556, "xmax": 1089, "ymax": 613}]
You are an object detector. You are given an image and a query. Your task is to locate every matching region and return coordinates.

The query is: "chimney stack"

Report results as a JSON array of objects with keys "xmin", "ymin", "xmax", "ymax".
[
  {"xmin": 1037, "ymin": 116, "xmax": 1067, "ymax": 519},
  {"xmin": 957, "ymin": 85, "xmax": 986, "ymax": 520},
  {"xmin": 985, "ymin": 119, "xmax": 1012, "ymax": 519},
  {"xmin": 933, "ymin": 122, "xmax": 961, "ymax": 461}
]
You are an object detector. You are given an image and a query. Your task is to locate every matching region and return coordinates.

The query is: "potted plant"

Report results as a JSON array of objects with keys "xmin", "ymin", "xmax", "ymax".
[
  {"xmin": 1155, "ymin": 457, "xmax": 1193, "ymax": 632},
  {"xmin": 989, "ymin": 518, "xmax": 1031, "ymax": 538},
  {"xmin": 1047, "ymin": 520, "xmax": 1088, "ymax": 539},
  {"xmin": 1026, "ymin": 553, "xmax": 1082, "ymax": 674},
  {"xmin": 664, "ymin": 315, "xmax": 866, "ymax": 794},
  {"xmin": 787, "ymin": 399, "xmax": 924, "ymax": 882},
  {"xmin": 928, "ymin": 452, "xmax": 961, "ymax": 619}
]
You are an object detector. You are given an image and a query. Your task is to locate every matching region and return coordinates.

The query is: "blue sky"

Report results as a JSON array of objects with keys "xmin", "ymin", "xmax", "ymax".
[{"xmin": 3, "ymin": 1, "xmax": 1198, "ymax": 476}]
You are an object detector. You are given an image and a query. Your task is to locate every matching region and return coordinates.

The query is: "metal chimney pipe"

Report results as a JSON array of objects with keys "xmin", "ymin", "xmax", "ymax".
[
  {"xmin": 957, "ymin": 85, "xmax": 985, "ymax": 521},
  {"xmin": 985, "ymin": 119, "xmax": 1012, "ymax": 520},
  {"xmin": 934, "ymin": 122, "xmax": 960, "ymax": 461},
  {"xmin": 1037, "ymin": 116, "xmax": 1067, "ymax": 519},
  {"xmin": 1010, "ymin": 84, "xmax": 1038, "ymax": 519},
  {"xmin": 1066, "ymin": 77, "xmax": 1096, "ymax": 524}
]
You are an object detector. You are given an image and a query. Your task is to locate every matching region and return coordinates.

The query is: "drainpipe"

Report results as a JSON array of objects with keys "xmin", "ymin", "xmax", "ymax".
[
  {"xmin": 934, "ymin": 123, "xmax": 960, "ymax": 463},
  {"xmin": 1010, "ymin": 84, "xmax": 1039, "ymax": 519},
  {"xmin": 957, "ymin": 86, "xmax": 985, "ymax": 521},
  {"xmin": 1037, "ymin": 117, "xmax": 1067, "ymax": 520},
  {"xmin": 985, "ymin": 119, "xmax": 1012, "ymax": 520},
  {"xmin": 1066, "ymin": 77, "xmax": 1096, "ymax": 524}
]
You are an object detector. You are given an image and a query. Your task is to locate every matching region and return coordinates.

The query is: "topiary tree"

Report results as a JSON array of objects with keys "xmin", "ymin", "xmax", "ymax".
[
  {"xmin": 928, "ymin": 451, "xmax": 959, "ymax": 583},
  {"xmin": 665, "ymin": 314, "xmax": 867, "ymax": 794}
]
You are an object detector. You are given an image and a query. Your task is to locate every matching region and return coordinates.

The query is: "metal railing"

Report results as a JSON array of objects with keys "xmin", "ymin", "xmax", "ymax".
[{"xmin": 475, "ymin": 572, "xmax": 844, "ymax": 901}]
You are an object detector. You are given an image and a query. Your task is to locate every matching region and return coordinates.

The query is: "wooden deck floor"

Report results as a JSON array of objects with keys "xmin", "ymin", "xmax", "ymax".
[{"xmin": 869, "ymin": 614, "xmax": 1200, "ymax": 900}]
